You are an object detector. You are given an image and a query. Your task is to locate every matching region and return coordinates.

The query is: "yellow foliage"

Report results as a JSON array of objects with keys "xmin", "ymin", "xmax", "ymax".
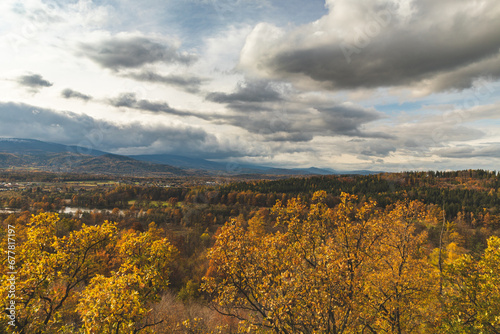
[
  {"xmin": 203, "ymin": 192, "xmax": 439, "ymax": 333},
  {"xmin": 441, "ymin": 236, "xmax": 500, "ymax": 333},
  {"xmin": 0, "ymin": 213, "xmax": 177, "ymax": 333}
]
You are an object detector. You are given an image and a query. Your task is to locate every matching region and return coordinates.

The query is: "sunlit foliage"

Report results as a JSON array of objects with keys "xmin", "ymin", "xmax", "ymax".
[
  {"xmin": 203, "ymin": 192, "xmax": 440, "ymax": 333},
  {"xmin": 0, "ymin": 213, "xmax": 176, "ymax": 333}
]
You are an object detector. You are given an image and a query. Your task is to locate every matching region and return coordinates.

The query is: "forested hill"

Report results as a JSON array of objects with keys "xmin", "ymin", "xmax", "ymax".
[
  {"xmin": 0, "ymin": 138, "xmax": 187, "ymax": 176},
  {"xmin": 0, "ymin": 138, "xmax": 106, "ymax": 155},
  {"xmin": 0, "ymin": 138, "xmax": 374, "ymax": 176},
  {"xmin": 218, "ymin": 170, "xmax": 500, "ymax": 218},
  {"xmin": 0, "ymin": 151, "xmax": 188, "ymax": 176}
]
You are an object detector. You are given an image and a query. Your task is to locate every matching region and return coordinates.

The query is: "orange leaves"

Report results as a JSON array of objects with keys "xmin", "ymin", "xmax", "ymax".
[
  {"xmin": 203, "ymin": 192, "xmax": 440, "ymax": 333},
  {"xmin": 77, "ymin": 224, "xmax": 177, "ymax": 333},
  {"xmin": 0, "ymin": 212, "xmax": 177, "ymax": 333},
  {"xmin": 441, "ymin": 236, "xmax": 500, "ymax": 332}
]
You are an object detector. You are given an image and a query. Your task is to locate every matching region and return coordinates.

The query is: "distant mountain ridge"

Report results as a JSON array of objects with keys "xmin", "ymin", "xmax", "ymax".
[
  {"xmin": 130, "ymin": 154, "xmax": 381, "ymax": 175},
  {"xmin": 0, "ymin": 138, "xmax": 107, "ymax": 156},
  {"xmin": 0, "ymin": 138, "xmax": 186, "ymax": 176},
  {"xmin": 0, "ymin": 138, "xmax": 382, "ymax": 176},
  {"xmin": 131, "ymin": 154, "xmax": 336, "ymax": 175}
]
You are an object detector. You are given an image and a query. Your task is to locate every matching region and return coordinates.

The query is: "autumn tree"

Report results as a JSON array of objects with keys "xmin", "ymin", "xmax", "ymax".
[
  {"xmin": 203, "ymin": 192, "xmax": 439, "ymax": 333},
  {"xmin": 363, "ymin": 201, "xmax": 439, "ymax": 333},
  {"xmin": 440, "ymin": 236, "xmax": 500, "ymax": 333},
  {"xmin": 78, "ymin": 224, "xmax": 178, "ymax": 333},
  {"xmin": 0, "ymin": 213, "xmax": 177, "ymax": 333},
  {"xmin": 0, "ymin": 213, "xmax": 117, "ymax": 333}
]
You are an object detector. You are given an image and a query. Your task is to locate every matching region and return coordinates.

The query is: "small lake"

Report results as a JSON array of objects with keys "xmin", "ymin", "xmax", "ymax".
[
  {"xmin": 0, "ymin": 207, "xmax": 131, "ymax": 216},
  {"xmin": 0, "ymin": 208, "xmax": 19, "ymax": 214},
  {"xmin": 60, "ymin": 207, "xmax": 126, "ymax": 216},
  {"xmin": 61, "ymin": 207, "xmax": 95, "ymax": 214}
]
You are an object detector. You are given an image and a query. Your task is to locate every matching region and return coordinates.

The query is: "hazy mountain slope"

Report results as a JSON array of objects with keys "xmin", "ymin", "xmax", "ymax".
[
  {"xmin": 0, "ymin": 138, "xmax": 106, "ymax": 156},
  {"xmin": 0, "ymin": 138, "xmax": 380, "ymax": 176},
  {"xmin": 0, "ymin": 139, "xmax": 187, "ymax": 176},
  {"xmin": 131, "ymin": 154, "xmax": 337, "ymax": 175}
]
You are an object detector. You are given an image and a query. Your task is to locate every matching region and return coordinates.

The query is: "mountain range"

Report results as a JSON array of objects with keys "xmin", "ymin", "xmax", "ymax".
[{"xmin": 0, "ymin": 138, "xmax": 380, "ymax": 176}]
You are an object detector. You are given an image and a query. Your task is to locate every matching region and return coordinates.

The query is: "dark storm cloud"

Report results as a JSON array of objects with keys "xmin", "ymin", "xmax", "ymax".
[
  {"xmin": 79, "ymin": 36, "xmax": 197, "ymax": 70},
  {"xmin": 0, "ymin": 102, "xmax": 235, "ymax": 157},
  {"xmin": 17, "ymin": 73, "xmax": 53, "ymax": 89},
  {"xmin": 108, "ymin": 93, "xmax": 209, "ymax": 119},
  {"xmin": 240, "ymin": 0, "xmax": 500, "ymax": 92},
  {"xmin": 206, "ymin": 80, "xmax": 283, "ymax": 103},
  {"xmin": 126, "ymin": 71, "xmax": 207, "ymax": 93},
  {"xmin": 61, "ymin": 88, "xmax": 92, "ymax": 101}
]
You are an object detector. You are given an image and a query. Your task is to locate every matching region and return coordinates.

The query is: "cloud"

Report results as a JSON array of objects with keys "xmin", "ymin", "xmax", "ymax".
[
  {"xmin": 426, "ymin": 55, "xmax": 500, "ymax": 93},
  {"xmin": 239, "ymin": 0, "xmax": 500, "ymax": 93},
  {"xmin": 214, "ymin": 102, "xmax": 387, "ymax": 141},
  {"xmin": 385, "ymin": 123, "xmax": 485, "ymax": 156},
  {"xmin": 206, "ymin": 79, "xmax": 290, "ymax": 112},
  {"xmin": 79, "ymin": 35, "xmax": 197, "ymax": 70},
  {"xmin": 434, "ymin": 144, "xmax": 500, "ymax": 159},
  {"xmin": 206, "ymin": 80, "xmax": 283, "ymax": 103},
  {"xmin": 317, "ymin": 105, "xmax": 388, "ymax": 137},
  {"xmin": 304, "ymin": 102, "xmax": 495, "ymax": 161},
  {"xmin": 61, "ymin": 88, "xmax": 92, "ymax": 101},
  {"xmin": 17, "ymin": 73, "xmax": 53, "ymax": 91},
  {"xmin": 205, "ymin": 80, "xmax": 387, "ymax": 141},
  {"xmin": 108, "ymin": 92, "xmax": 175, "ymax": 113},
  {"xmin": 353, "ymin": 113, "xmax": 488, "ymax": 161},
  {"xmin": 125, "ymin": 70, "xmax": 207, "ymax": 93},
  {"xmin": 358, "ymin": 140, "xmax": 397, "ymax": 157},
  {"xmin": 0, "ymin": 101, "xmax": 239, "ymax": 158},
  {"xmin": 444, "ymin": 102, "xmax": 500, "ymax": 123},
  {"xmin": 107, "ymin": 93, "xmax": 209, "ymax": 118}
]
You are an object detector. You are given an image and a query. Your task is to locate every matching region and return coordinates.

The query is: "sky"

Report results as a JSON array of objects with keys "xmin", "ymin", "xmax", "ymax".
[{"xmin": 1, "ymin": 0, "xmax": 500, "ymax": 172}]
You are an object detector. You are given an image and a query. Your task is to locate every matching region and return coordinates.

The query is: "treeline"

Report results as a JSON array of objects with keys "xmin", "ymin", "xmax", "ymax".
[
  {"xmin": 5, "ymin": 170, "xmax": 500, "ymax": 215},
  {"xmin": 218, "ymin": 171, "xmax": 500, "ymax": 217}
]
